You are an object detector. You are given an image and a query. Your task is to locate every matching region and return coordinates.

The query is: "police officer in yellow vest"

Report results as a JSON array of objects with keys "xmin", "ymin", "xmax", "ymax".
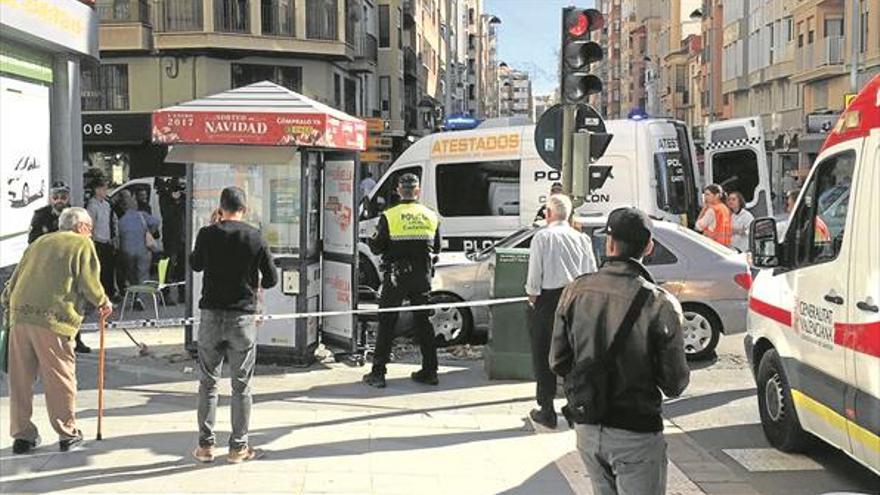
[{"xmin": 363, "ymin": 173, "xmax": 442, "ymax": 388}]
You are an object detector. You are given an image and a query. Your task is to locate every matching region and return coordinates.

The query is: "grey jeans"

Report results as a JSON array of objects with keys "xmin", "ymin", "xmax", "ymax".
[
  {"xmin": 576, "ymin": 424, "xmax": 668, "ymax": 495},
  {"xmin": 197, "ymin": 309, "xmax": 257, "ymax": 450}
]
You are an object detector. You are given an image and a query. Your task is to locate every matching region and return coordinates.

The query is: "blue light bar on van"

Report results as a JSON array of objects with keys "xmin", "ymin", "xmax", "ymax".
[
  {"xmin": 443, "ymin": 114, "xmax": 481, "ymax": 131},
  {"xmin": 628, "ymin": 108, "xmax": 649, "ymax": 120}
]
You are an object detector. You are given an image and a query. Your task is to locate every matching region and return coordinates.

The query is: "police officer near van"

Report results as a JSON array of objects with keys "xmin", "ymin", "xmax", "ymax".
[{"xmin": 363, "ymin": 173, "xmax": 442, "ymax": 389}]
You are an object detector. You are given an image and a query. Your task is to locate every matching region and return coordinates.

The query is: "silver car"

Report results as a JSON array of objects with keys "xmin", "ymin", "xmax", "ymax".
[{"xmin": 423, "ymin": 216, "xmax": 752, "ymax": 360}]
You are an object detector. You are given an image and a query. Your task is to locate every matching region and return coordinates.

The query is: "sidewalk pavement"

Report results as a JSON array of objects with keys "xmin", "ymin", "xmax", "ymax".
[{"xmin": 0, "ymin": 327, "xmax": 712, "ymax": 495}]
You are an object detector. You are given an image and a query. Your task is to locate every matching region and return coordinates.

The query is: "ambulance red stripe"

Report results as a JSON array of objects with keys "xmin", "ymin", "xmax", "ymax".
[{"xmin": 750, "ymin": 297, "xmax": 880, "ymax": 358}]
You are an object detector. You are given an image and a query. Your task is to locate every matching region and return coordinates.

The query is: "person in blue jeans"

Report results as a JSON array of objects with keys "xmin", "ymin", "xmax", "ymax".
[
  {"xmin": 190, "ymin": 186, "xmax": 278, "ymax": 464},
  {"xmin": 117, "ymin": 196, "xmax": 160, "ymax": 311}
]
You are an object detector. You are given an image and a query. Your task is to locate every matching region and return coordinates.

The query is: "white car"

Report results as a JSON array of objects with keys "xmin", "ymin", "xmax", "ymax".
[{"xmin": 6, "ymin": 156, "xmax": 44, "ymax": 207}]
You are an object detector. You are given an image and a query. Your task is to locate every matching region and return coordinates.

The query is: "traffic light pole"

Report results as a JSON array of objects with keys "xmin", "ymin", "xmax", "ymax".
[{"xmin": 560, "ymin": 104, "xmax": 575, "ymax": 197}]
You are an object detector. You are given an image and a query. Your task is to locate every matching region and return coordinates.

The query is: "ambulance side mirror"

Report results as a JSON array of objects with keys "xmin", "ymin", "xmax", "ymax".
[{"xmin": 750, "ymin": 217, "xmax": 779, "ymax": 268}]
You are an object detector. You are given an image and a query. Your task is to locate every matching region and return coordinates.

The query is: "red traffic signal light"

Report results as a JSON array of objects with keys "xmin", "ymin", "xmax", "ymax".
[
  {"xmin": 565, "ymin": 9, "xmax": 604, "ymax": 39},
  {"xmin": 560, "ymin": 7, "xmax": 605, "ymax": 105}
]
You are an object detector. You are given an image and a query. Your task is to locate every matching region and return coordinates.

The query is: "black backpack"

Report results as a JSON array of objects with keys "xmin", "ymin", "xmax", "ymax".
[{"xmin": 562, "ymin": 286, "xmax": 651, "ymax": 426}]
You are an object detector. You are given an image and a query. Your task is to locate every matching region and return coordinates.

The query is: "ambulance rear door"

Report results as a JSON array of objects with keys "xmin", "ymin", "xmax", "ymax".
[
  {"xmin": 706, "ymin": 118, "xmax": 774, "ymax": 217},
  {"xmin": 844, "ymin": 131, "xmax": 880, "ymax": 473}
]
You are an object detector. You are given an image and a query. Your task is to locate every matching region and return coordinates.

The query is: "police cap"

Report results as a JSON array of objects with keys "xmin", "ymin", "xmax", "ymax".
[{"xmin": 398, "ymin": 173, "xmax": 420, "ymax": 190}]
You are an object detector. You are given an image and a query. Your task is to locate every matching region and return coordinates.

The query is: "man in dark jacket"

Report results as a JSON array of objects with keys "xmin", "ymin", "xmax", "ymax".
[
  {"xmin": 28, "ymin": 181, "xmax": 70, "ymax": 244},
  {"xmin": 550, "ymin": 207, "xmax": 689, "ymax": 495},
  {"xmin": 159, "ymin": 178, "xmax": 186, "ymax": 304}
]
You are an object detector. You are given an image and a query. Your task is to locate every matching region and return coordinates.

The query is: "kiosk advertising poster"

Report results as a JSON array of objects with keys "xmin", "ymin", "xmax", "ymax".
[
  {"xmin": 321, "ymin": 158, "xmax": 359, "ymax": 351},
  {"xmin": 0, "ymin": 77, "xmax": 50, "ymax": 267},
  {"xmin": 323, "ymin": 160, "xmax": 355, "ymax": 255}
]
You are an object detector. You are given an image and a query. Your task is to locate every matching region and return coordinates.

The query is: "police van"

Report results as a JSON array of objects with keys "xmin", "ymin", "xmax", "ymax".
[
  {"xmin": 357, "ymin": 118, "xmax": 701, "ymax": 287},
  {"xmin": 705, "ymin": 117, "xmax": 774, "ymax": 218},
  {"xmin": 745, "ymin": 75, "xmax": 879, "ymax": 475}
]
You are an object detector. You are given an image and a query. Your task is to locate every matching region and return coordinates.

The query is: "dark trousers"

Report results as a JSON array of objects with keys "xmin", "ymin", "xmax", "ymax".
[
  {"xmin": 372, "ymin": 267, "xmax": 437, "ymax": 375},
  {"xmin": 530, "ymin": 288, "xmax": 563, "ymax": 410},
  {"xmin": 94, "ymin": 241, "xmax": 117, "ymax": 299}
]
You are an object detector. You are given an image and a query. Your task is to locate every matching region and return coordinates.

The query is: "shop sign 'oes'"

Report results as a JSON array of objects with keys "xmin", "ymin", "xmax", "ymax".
[{"xmin": 82, "ymin": 123, "xmax": 113, "ymax": 136}]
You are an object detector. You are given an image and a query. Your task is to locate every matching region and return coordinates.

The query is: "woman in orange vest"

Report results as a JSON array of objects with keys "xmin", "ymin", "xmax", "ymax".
[{"xmin": 696, "ymin": 184, "xmax": 733, "ymax": 246}]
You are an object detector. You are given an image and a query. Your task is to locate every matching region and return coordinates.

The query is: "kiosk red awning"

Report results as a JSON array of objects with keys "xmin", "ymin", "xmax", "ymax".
[{"xmin": 152, "ymin": 81, "xmax": 366, "ymax": 151}]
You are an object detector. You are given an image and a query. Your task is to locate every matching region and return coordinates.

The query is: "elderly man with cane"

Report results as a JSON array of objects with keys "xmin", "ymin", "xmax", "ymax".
[{"xmin": 2, "ymin": 207, "xmax": 112, "ymax": 454}]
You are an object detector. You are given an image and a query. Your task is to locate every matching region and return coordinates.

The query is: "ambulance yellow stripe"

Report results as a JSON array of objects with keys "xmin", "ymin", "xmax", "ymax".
[{"xmin": 791, "ymin": 389, "xmax": 880, "ymax": 454}]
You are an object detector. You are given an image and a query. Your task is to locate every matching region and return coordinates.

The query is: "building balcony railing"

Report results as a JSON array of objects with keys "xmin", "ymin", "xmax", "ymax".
[
  {"xmin": 154, "ymin": 0, "xmax": 203, "ymax": 32},
  {"xmin": 404, "ymin": 47, "xmax": 418, "ymax": 77},
  {"xmin": 355, "ymin": 33, "xmax": 378, "ymax": 64},
  {"xmin": 96, "ymin": 0, "xmax": 149, "ymax": 23},
  {"xmin": 820, "ymin": 36, "xmax": 845, "ymax": 66}
]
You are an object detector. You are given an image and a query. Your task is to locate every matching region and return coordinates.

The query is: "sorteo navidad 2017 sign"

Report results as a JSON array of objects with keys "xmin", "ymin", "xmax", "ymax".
[{"xmin": 152, "ymin": 111, "xmax": 366, "ymax": 151}]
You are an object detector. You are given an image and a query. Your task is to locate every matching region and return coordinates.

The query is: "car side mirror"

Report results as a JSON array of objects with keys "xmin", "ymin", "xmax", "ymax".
[{"xmin": 750, "ymin": 217, "xmax": 779, "ymax": 268}]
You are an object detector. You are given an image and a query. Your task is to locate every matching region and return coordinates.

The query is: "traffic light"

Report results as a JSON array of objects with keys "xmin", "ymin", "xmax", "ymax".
[{"xmin": 560, "ymin": 7, "xmax": 604, "ymax": 105}]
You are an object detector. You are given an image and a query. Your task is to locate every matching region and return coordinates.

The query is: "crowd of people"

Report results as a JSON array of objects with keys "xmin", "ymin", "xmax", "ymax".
[{"xmin": 1, "ymin": 170, "xmax": 772, "ymax": 493}]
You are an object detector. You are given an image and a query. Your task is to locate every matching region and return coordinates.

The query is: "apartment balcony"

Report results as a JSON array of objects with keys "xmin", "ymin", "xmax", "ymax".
[
  {"xmin": 350, "ymin": 33, "xmax": 378, "ymax": 72},
  {"xmin": 404, "ymin": 47, "xmax": 418, "ymax": 79},
  {"xmin": 96, "ymin": 0, "xmax": 152, "ymax": 51},
  {"xmin": 402, "ymin": 0, "xmax": 415, "ymax": 28},
  {"xmin": 792, "ymin": 37, "xmax": 847, "ymax": 84}
]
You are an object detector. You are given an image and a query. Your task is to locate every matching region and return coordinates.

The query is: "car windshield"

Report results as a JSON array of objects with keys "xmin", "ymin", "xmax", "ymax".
[
  {"xmin": 473, "ymin": 227, "xmax": 535, "ymax": 258},
  {"xmin": 675, "ymin": 224, "xmax": 736, "ymax": 256}
]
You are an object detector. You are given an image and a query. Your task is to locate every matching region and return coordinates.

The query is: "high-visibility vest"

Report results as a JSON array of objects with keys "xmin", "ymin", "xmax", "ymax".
[
  {"xmin": 705, "ymin": 202, "xmax": 733, "ymax": 246},
  {"xmin": 383, "ymin": 202, "xmax": 439, "ymax": 242},
  {"xmin": 815, "ymin": 216, "xmax": 831, "ymax": 242}
]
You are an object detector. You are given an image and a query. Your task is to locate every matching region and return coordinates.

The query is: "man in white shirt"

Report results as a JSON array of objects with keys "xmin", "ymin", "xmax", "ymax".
[
  {"xmin": 359, "ymin": 172, "xmax": 377, "ymax": 200},
  {"xmin": 525, "ymin": 194, "xmax": 597, "ymax": 428}
]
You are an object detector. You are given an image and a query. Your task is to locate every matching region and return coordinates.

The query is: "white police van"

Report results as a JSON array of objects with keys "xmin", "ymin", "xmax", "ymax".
[
  {"xmin": 705, "ymin": 117, "xmax": 774, "ymax": 218},
  {"xmin": 357, "ymin": 118, "xmax": 701, "ymax": 288},
  {"xmin": 745, "ymin": 75, "xmax": 879, "ymax": 475}
]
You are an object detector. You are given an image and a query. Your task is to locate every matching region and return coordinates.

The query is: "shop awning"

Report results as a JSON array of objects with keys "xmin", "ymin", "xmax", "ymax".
[{"xmin": 152, "ymin": 81, "xmax": 366, "ymax": 151}]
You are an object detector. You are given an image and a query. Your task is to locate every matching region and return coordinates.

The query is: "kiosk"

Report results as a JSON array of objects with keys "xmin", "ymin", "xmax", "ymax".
[{"xmin": 152, "ymin": 82, "xmax": 366, "ymax": 365}]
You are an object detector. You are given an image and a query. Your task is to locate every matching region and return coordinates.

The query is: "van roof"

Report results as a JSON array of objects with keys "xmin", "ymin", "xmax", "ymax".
[{"xmin": 394, "ymin": 118, "xmax": 683, "ymax": 164}]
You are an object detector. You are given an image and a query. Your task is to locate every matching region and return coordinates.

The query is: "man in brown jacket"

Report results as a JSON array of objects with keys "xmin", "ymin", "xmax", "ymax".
[
  {"xmin": 2, "ymin": 207, "xmax": 112, "ymax": 455},
  {"xmin": 550, "ymin": 207, "xmax": 689, "ymax": 495}
]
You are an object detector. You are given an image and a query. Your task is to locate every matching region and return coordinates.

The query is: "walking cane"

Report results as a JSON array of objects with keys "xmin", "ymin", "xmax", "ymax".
[{"xmin": 97, "ymin": 313, "xmax": 107, "ymax": 441}]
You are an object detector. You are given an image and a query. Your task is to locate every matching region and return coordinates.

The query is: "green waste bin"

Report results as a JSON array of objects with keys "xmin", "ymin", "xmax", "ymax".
[{"xmin": 485, "ymin": 247, "xmax": 534, "ymax": 380}]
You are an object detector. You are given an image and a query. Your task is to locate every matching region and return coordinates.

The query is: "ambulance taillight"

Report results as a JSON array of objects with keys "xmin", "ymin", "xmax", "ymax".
[{"xmin": 821, "ymin": 74, "xmax": 880, "ymax": 152}]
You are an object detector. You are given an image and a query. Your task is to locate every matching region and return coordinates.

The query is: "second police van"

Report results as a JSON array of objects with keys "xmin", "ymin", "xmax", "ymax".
[
  {"xmin": 746, "ymin": 75, "xmax": 880, "ymax": 475},
  {"xmin": 358, "ymin": 118, "xmax": 702, "ymax": 288}
]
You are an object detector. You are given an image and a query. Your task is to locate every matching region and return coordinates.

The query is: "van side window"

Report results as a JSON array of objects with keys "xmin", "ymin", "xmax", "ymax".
[
  {"xmin": 788, "ymin": 151, "xmax": 855, "ymax": 267},
  {"xmin": 436, "ymin": 160, "xmax": 520, "ymax": 217},
  {"xmin": 368, "ymin": 166, "xmax": 422, "ymax": 218}
]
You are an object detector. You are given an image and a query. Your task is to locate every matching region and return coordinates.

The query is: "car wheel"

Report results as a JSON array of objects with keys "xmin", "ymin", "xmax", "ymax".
[
  {"xmin": 428, "ymin": 293, "xmax": 472, "ymax": 347},
  {"xmin": 681, "ymin": 304, "xmax": 720, "ymax": 360},
  {"xmin": 358, "ymin": 255, "xmax": 380, "ymax": 291},
  {"xmin": 756, "ymin": 349, "xmax": 812, "ymax": 452}
]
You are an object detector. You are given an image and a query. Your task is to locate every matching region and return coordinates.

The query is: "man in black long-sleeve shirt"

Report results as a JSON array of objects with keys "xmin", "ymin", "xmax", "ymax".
[{"xmin": 190, "ymin": 186, "xmax": 277, "ymax": 464}]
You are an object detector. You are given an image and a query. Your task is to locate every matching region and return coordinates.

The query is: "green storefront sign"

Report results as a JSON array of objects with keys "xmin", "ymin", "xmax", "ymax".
[{"xmin": 0, "ymin": 41, "xmax": 53, "ymax": 84}]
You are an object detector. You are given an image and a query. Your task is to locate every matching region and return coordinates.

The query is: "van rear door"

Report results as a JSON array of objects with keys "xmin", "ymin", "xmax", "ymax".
[
  {"xmin": 649, "ymin": 121, "xmax": 700, "ymax": 225},
  {"xmin": 706, "ymin": 118, "xmax": 774, "ymax": 217}
]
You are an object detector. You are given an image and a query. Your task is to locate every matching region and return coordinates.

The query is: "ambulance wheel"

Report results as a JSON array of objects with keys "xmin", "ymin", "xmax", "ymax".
[
  {"xmin": 756, "ymin": 349, "xmax": 811, "ymax": 452},
  {"xmin": 681, "ymin": 304, "xmax": 720, "ymax": 361},
  {"xmin": 428, "ymin": 293, "xmax": 472, "ymax": 347}
]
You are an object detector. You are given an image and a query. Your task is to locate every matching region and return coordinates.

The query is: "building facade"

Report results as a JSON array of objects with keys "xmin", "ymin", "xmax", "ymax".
[{"xmin": 497, "ymin": 64, "xmax": 532, "ymax": 120}]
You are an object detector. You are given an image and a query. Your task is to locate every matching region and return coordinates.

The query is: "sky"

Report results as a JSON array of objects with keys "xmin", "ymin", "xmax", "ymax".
[{"xmin": 485, "ymin": 0, "xmax": 595, "ymax": 96}]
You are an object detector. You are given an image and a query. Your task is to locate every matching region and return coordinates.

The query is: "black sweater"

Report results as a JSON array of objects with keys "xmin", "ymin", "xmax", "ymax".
[{"xmin": 190, "ymin": 220, "xmax": 278, "ymax": 313}]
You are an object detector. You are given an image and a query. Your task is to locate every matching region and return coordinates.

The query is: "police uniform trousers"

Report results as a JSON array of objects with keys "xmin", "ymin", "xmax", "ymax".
[
  {"xmin": 372, "ymin": 262, "xmax": 437, "ymax": 375},
  {"xmin": 530, "ymin": 287, "xmax": 563, "ymax": 410}
]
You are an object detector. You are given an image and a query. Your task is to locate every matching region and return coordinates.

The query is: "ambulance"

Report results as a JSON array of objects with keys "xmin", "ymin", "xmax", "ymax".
[
  {"xmin": 357, "ymin": 118, "xmax": 702, "ymax": 288},
  {"xmin": 745, "ymin": 75, "xmax": 879, "ymax": 475}
]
